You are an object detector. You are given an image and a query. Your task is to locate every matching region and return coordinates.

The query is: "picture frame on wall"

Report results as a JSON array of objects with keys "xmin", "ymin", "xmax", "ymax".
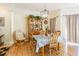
[{"xmin": 0, "ymin": 17, "xmax": 5, "ymax": 27}]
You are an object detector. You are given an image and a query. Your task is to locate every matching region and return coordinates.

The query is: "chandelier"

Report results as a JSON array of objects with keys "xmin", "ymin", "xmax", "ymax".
[{"xmin": 40, "ymin": 4, "xmax": 49, "ymax": 18}]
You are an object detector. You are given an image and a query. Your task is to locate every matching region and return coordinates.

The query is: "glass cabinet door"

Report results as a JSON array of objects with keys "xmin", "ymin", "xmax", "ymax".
[{"xmin": 40, "ymin": 20, "xmax": 42, "ymax": 30}]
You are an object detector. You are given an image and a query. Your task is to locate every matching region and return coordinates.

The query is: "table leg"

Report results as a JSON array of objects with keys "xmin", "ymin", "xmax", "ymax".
[
  {"xmin": 42, "ymin": 46, "xmax": 44, "ymax": 56},
  {"xmin": 58, "ymin": 43, "xmax": 59, "ymax": 50}
]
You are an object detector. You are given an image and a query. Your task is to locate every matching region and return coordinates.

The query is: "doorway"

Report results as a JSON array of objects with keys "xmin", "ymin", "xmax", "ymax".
[{"xmin": 50, "ymin": 17, "xmax": 56, "ymax": 33}]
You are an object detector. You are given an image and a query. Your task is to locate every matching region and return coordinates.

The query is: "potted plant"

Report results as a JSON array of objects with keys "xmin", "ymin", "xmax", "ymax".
[
  {"xmin": 27, "ymin": 15, "xmax": 35, "ymax": 22},
  {"xmin": 34, "ymin": 16, "xmax": 42, "ymax": 21}
]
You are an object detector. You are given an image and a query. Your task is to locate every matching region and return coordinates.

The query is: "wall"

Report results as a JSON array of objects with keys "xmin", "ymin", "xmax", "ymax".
[
  {"xmin": 0, "ymin": 5, "xmax": 11, "ymax": 45},
  {"xmin": 0, "ymin": 5, "xmax": 40, "ymax": 45},
  {"xmin": 61, "ymin": 6, "xmax": 79, "ymax": 15},
  {"xmin": 12, "ymin": 8, "xmax": 40, "ymax": 34},
  {"xmin": 10, "ymin": 8, "xmax": 40, "ymax": 44}
]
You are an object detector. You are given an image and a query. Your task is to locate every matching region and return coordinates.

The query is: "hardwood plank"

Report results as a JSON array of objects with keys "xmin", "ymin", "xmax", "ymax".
[{"xmin": 5, "ymin": 41, "xmax": 64, "ymax": 56}]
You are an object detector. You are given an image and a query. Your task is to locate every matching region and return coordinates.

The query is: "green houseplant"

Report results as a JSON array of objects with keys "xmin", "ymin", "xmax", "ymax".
[
  {"xmin": 27, "ymin": 15, "xmax": 34, "ymax": 19},
  {"xmin": 27, "ymin": 15, "xmax": 35, "ymax": 22},
  {"xmin": 34, "ymin": 16, "xmax": 42, "ymax": 21}
]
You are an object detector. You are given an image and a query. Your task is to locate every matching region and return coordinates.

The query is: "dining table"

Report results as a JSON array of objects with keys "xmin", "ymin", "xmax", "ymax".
[{"xmin": 33, "ymin": 35, "xmax": 50, "ymax": 55}]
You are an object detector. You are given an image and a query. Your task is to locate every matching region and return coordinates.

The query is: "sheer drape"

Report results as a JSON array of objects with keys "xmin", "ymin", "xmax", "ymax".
[
  {"xmin": 67, "ymin": 15, "xmax": 79, "ymax": 43},
  {"xmin": 76, "ymin": 16, "xmax": 79, "ymax": 43}
]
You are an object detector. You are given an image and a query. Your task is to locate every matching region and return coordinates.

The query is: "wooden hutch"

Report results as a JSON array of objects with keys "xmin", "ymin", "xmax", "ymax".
[{"xmin": 28, "ymin": 15, "xmax": 48, "ymax": 34}]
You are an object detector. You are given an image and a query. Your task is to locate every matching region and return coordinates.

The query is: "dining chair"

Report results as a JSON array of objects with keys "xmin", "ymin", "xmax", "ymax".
[
  {"xmin": 13, "ymin": 30, "xmax": 28, "ymax": 45},
  {"xmin": 40, "ymin": 30, "xmax": 45, "ymax": 35},
  {"xmin": 49, "ymin": 32, "xmax": 60, "ymax": 56},
  {"xmin": 28, "ymin": 32, "xmax": 37, "ymax": 53}
]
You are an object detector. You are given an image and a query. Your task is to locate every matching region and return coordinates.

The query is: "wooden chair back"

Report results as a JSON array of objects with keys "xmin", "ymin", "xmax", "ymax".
[
  {"xmin": 40, "ymin": 30, "xmax": 45, "ymax": 35},
  {"xmin": 50, "ymin": 32, "xmax": 58, "ymax": 48},
  {"xmin": 31, "ymin": 30, "xmax": 40, "ymax": 35}
]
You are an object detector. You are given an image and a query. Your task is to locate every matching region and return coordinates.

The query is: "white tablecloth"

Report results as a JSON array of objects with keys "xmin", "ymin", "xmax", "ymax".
[{"xmin": 33, "ymin": 35, "xmax": 50, "ymax": 53}]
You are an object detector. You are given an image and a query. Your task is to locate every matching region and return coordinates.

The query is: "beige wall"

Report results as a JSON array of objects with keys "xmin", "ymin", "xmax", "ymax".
[
  {"xmin": 0, "ymin": 5, "xmax": 40, "ymax": 45},
  {"xmin": 12, "ymin": 8, "xmax": 40, "ymax": 34},
  {"xmin": 0, "ymin": 5, "xmax": 11, "ymax": 45},
  {"xmin": 11, "ymin": 8, "xmax": 40, "ymax": 44}
]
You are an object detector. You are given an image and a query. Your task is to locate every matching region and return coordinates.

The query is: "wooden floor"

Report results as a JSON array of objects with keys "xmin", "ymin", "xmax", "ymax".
[
  {"xmin": 5, "ymin": 41, "xmax": 64, "ymax": 56},
  {"xmin": 68, "ymin": 45, "xmax": 78, "ymax": 56},
  {"xmin": 5, "ymin": 41, "xmax": 36, "ymax": 56}
]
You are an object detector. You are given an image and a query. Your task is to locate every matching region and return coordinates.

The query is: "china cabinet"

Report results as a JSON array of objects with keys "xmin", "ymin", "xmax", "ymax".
[{"xmin": 27, "ymin": 15, "xmax": 48, "ymax": 33}]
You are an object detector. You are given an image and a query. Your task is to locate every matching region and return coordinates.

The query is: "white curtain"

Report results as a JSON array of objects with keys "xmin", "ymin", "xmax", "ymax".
[
  {"xmin": 76, "ymin": 15, "xmax": 79, "ymax": 43},
  {"xmin": 67, "ymin": 15, "xmax": 79, "ymax": 44}
]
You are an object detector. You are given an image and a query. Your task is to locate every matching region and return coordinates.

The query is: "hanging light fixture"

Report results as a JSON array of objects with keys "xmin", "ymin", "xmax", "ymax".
[{"xmin": 40, "ymin": 3, "xmax": 49, "ymax": 18}]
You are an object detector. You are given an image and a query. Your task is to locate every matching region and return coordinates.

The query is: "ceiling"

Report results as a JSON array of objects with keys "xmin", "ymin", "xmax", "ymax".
[{"xmin": 1, "ymin": 3, "xmax": 79, "ymax": 12}]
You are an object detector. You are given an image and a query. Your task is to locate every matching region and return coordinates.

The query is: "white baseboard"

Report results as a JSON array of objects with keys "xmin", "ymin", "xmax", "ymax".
[{"xmin": 67, "ymin": 42, "xmax": 79, "ymax": 46}]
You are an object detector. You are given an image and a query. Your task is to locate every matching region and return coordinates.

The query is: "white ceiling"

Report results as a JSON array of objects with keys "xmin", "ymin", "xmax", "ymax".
[{"xmin": 1, "ymin": 3, "xmax": 79, "ymax": 12}]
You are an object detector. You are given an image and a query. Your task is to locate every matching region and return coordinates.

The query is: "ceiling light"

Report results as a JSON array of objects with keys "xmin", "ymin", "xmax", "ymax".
[{"xmin": 40, "ymin": 4, "xmax": 49, "ymax": 18}]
